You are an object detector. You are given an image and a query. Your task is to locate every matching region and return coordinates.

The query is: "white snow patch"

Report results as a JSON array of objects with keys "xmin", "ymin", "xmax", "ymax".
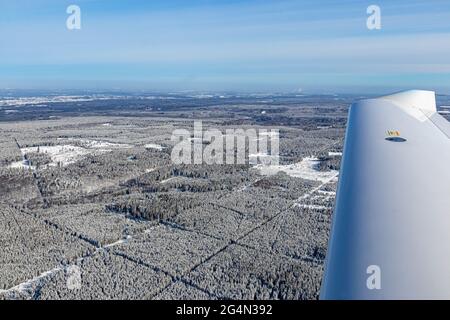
[
  {"xmin": 21, "ymin": 145, "xmax": 90, "ymax": 167},
  {"xmin": 160, "ymin": 177, "xmax": 177, "ymax": 184},
  {"xmin": 328, "ymin": 151, "xmax": 343, "ymax": 156},
  {"xmin": 317, "ymin": 190, "xmax": 336, "ymax": 196},
  {"xmin": 254, "ymin": 156, "xmax": 338, "ymax": 183},
  {"xmin": 144, "ymin": 143, "xmax": 164, "ymax": 151},
  {"xmin": 103, "ymin": 235, "xmax": 132, "ymax": 248},
  {"xmin": 9, "ymin": 139, "xmax": 132, "ymax": 170},
  {"xmin": 9, "ymin": 160, "xmax": 35, "ymax": 170},
  {"xmin": 294, "ymin": 204, "xmax": 332, "ymax": 210},
  {"xmin": 64, "ymin": 138, "xmax": 132, "ymax": 149}
]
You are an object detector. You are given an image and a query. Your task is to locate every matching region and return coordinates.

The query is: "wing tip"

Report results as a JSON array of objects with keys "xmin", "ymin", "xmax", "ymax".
[{"xmin": 377, "ymin": 89, "xmax": 436, "ymax": 112}]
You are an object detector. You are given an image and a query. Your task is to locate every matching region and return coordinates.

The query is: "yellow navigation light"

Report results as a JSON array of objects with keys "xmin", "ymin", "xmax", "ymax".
[{"xmin": 386, "ymin": 130, "xmax": 401, "ymax": 137}]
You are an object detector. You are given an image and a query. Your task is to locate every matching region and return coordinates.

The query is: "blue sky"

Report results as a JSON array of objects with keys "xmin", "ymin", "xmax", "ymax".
[{"xmin": 1, "ymin": 0, "xmax": 450, "ymax": 93}]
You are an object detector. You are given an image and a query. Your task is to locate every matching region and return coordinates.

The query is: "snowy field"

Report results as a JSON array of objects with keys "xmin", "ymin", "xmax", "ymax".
[
  {"xmin": 254, "ymin": 156, "xmax": 339, "ymax": 183},
  {"xmin": 8, "ymin": 139, "xmax": 135, "ymax": 170},
  {"xmin": 144, "ymin": 143, "xmax": 165, "ymax": 151}
]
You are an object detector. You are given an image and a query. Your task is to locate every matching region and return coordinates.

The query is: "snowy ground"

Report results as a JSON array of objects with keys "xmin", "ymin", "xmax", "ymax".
[
  {"xmin": 0, "ymin": 267, "xmax": 62, "ymax": 295},
  {"xmin": 8, "ymin": 139, "xmax": 133, "ymax": 170},
  {"xmin": 23, "ymin": 145, "xmax": 90, "ymax": 168},
  {"xmin": 144, "ymin": 143, "xmax": 165, "ymax": 151},
  {"xmin": 254, "ymin": 156, "xmax": 339, "ymax": 183},
  {"xmin": 9, "ymin": 160, "xmax": 36, "ymax": 170},
  {"xmin": 0, "ymin": 95, "xmax": 121, "ymax": 107},
  {"xmin": 328, "ymin": 151, "xmax": 343, "ymax": 156}
]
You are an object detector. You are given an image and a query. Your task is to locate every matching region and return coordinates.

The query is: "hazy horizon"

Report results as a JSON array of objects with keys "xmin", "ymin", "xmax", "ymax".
[{"xmin": 1, "ymin": 0, "xmax": 450, "ymax": 94}]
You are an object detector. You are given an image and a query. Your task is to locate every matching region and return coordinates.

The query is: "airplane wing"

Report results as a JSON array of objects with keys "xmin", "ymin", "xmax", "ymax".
[{"xmin": 320, "ymin": 90, "xmax": 450, "ymax": 299}]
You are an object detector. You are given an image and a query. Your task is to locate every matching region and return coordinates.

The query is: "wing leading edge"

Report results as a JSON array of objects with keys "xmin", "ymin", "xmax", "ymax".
[{"xmin": 320, "ymin": 90, "xmax": 450, "ymax": 299}]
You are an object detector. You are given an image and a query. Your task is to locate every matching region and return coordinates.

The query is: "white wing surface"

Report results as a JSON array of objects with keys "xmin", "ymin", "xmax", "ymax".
[{"xmin": 321, "ymin": 90, "xmax": 450, "ymax": 299}]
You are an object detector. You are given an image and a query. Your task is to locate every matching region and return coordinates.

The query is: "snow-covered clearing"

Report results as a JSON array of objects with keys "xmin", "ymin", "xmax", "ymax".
[
  {"xmin": 21, "ymin": 145, "xmax": 90, "ymax": 168},
  {"xmin": 60, "ymin": 138, "xmax": 132, "ymax": 150},
  {"xmin": 144, "ymin": 143, "xmax": 165, "ymax": 151},
  {"xmin": 254, "ymin": 156, "xmax": 338, "ymax": 183},
  {"xmin": 9, "ymin": 160, "xmax": 35, "ymax": 170},
  {"xmin": 8, "ymin": 139, "xmax": 133, "ymax": 170},
  {"xmin": 328, "ymin": 151, "xmax": 342, "ymax": 156}
]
